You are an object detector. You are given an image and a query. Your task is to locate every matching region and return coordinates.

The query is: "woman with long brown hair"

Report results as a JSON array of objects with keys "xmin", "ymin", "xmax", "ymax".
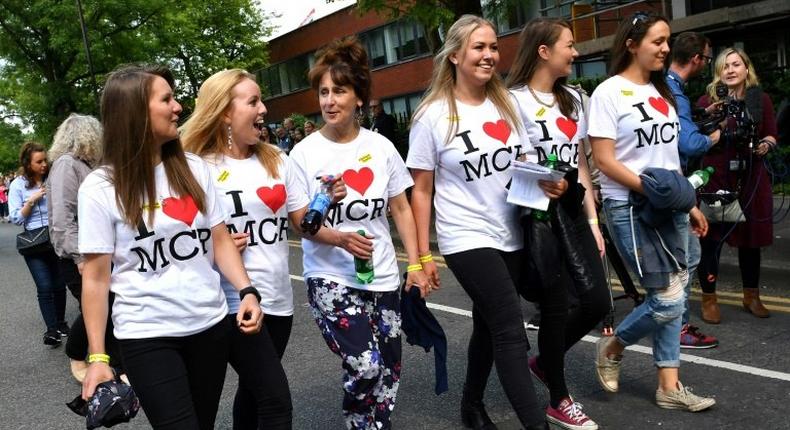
[
  {"xmin": 79, "ymin": 64, "xmax": 263, "ymax": 429},
  {"xmin": 589, "ymin": 13, "xmax": 715, "ymax": 411},
  {"xmin": 9, "ymin": 141, "xmax": 68, "ymax": 346},
  {"xmin": 507, "ymin": 17, "xmax": 609, "ymax": 429}
]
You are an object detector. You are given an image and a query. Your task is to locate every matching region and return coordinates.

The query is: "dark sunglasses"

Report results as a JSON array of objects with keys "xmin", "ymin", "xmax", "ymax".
[{"xmin": 699, "ymin": 54, "xmax": 713, "ymax": 64}]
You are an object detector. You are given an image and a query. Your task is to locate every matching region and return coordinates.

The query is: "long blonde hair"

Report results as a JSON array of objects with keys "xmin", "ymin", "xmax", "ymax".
[
  {"xmin": 181, "ymin": 69, "xmax": 281, "ymax": 178},
  {"xmin": 412, "ymin": 15, "xmax": 521, "ymax": 143},
  {"xmin": 707, "ymin": 47, "xmax": 760, "ymax": 102},
  {"xmin": 49, "ymin": 113, "xmax": 103, "ymax": 166}
]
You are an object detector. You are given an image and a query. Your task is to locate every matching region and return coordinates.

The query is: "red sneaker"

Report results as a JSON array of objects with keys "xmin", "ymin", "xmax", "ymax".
[
  {"xmin": 546, "ymin": 397, "xmax": 599, "ymax": 430},
  {"xmin": 680, "ymin": 324, "xmax": 719, "ymax": 349}
]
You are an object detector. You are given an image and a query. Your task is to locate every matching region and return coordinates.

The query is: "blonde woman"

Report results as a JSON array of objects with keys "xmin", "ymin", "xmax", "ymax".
[
  {"xmin": 181, "ymin": 69, "xmax": 297, "ymax": 429},
  {"xmin": 407, "ymin": 15, "xmax": 562, "ymax": 430},
  {"xmin": 696, "ymin": 47, "xmax": 778, "ymax": 320}
]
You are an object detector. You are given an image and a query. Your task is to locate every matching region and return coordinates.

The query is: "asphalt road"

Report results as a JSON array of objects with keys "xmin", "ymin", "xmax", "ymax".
[{"xmin": 1, "ymin": 220, "xmax": 789, "ymax": 429}]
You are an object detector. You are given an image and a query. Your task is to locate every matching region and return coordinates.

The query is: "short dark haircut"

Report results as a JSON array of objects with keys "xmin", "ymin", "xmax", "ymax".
[
  {"xmin": 671, "ymin": 32, "xmax": 711, "ymax": 66},
  {"xmin": 309, "ymin": 36, "xmax": 371, "ymax": 110}
]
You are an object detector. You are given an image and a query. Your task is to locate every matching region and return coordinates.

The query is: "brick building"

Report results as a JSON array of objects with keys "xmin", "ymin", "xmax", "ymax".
[{"xmin": 260, "ymin": 0, "xmax": 790, "ymax": 125}]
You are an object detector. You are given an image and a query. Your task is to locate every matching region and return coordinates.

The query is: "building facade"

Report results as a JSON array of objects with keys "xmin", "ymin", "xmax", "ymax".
[{"xmin": 261, "ymin": 0, "xmax": 790, "ymax": 125}]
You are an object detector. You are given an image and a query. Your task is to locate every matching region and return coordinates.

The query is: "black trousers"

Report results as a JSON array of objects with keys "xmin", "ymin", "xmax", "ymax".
[
  {"xmin": 445, "ymin": 248, "xmax": 544, "ymax": 428},
  {"xmin": 227, "ymin": 315, "xmax": 293, "ymax": 430},
  {"xmin": 698, "ymin": 238, "xmax": 761, "ymax": 292},
  {"xmin": 118, "ymin": 318, "xmax": 231, "ymax": 430}
]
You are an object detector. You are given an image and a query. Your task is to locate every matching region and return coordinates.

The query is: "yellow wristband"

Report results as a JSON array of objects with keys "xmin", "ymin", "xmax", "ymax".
[
  {"xmin": 419, "ymin": 254, "xmax": 433, "ymax": 263},
  {"xmin": 588, "ymin": 218, "xmax": 599, "ymax": 225},
  {"xmin": 406, "ymin": 264, "xmax": 423, "ymax": 272},
  {"xmin": 87, "ymin": 353, "xmax": 110, "ymax": 364}
]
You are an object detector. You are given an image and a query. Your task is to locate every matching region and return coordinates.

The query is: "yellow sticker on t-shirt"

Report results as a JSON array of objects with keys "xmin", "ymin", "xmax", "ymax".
[
  {"xmin": 359, "ymin": 154, "xmax": 372, "ymax": 163},
  {"xmin": 535, "ymin": 107, "xmax": 546, "ymax": 117},
  {"xmin": 447, "ymin": 115, "xmax": 460, "ymax": 122},
  {"xmin": 142, "ymin": 202, "xmax": 161, "ymax": 210},
  {"xmin": 217, "ymin": 170, "xmax": 230, "ymax": 182},
  {"xmin": 621, "ymin": 90, "xmax": 633, "ymax": 96}
]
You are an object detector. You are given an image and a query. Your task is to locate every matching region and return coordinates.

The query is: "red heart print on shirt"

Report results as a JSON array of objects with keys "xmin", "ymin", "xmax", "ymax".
[
  {"xmin": 555, "ymin": 117, "xmax": 577, "ymax": 141},
  {"xmin": 648, "ymin": 97, "xmax": 669, "ymax": 117},
  {"xmin": 162, "ymin": 195, "xmax": 198, "ymax": 227},
  {"xmin": 257, "ymin": 184, "xmax": 286, "ymax": 213},
  {"xmin": 483, "ymin": 119, "xmax": 511, "ymax": 145},
  {"xmin": 343, "ymin": 167, "xmax": 374, "ymax": 196}
]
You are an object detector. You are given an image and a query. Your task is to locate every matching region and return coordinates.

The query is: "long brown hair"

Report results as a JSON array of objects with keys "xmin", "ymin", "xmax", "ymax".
[
  {"xmin": 19, "ymin": 141, "xmax": 47, "ymax": 188},
  {"xmin": 181, "ymin": 69, "xmax": 281, "ymax": 178},
  {"xmin": 101, "ymin": 64, "xmax": 206, "ymax": 227},
  {"xmin": 609, "ymin": 12, "xmax": 676, "ymax": 110},
  {"xmin": 506, "ymin": 17, "xmax": 579, "ymax": 119},
  {"xmin": 412, "ymin": 15, "xmax": 521, "ymax": 143}
]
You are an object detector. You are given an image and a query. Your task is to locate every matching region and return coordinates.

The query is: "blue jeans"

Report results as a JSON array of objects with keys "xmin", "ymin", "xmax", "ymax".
[
  {"xmin": 683, "ymin": 228, "xmax": 701, "ymax": 325},
  {"xmin": 23, "ymin": 248, "xmax": 67, "ymax": 331},
  {"xmin": 603, "ymin": 200, "xmax": 687, "ymax": 368}
]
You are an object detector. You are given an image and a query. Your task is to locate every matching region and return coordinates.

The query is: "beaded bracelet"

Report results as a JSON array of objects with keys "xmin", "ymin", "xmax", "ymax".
[{"xmin": 406, "ymin": 264, "xmax": 423, "ymax": 272}]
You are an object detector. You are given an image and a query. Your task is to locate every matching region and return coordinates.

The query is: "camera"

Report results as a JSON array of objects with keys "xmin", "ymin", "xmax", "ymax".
[{"xmin": 692, "ymin": 82, "xmax": 759, "ymax": 150}]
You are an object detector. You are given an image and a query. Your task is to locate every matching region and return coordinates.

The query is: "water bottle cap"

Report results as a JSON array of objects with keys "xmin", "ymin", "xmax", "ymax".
[
  {"xmin": 705, "ymin": 166, "xmax": 715, "ymax": 173},
  {"xmin": 547, "ymin": 153, "xmax": 559, "ymax": 161},
  {"xmin": 357, "ymin": 229, "xmax": 366, "ymax": 236}
]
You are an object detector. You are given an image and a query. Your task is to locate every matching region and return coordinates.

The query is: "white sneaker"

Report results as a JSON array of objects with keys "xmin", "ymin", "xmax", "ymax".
[
  {"xmin": 656, "ymin": 382, "xmax": 716, "ymax": 412},
  {"xmin": 595, "ymin": 336, "xmax": 621, "ymax": 393}
]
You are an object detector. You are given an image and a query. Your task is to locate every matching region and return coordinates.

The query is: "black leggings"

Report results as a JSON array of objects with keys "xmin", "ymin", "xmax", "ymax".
[
  {"xmin": 533, "ymin": 216, "xmax": 610, "ymax": 406},
  {"xmin": 445, "ymin": 248, "xmax": 544, "ymax": 428},
  {"xmin": 227, "ymin": 315, "xmax": 292, "ymax": 430},
  {"xmin": 698, "ymin": 239, "xmax": 761, "ymax": 293},
  {"xmin": 119, "ymin": 318, "xmax": 231, "ymax": 430}
]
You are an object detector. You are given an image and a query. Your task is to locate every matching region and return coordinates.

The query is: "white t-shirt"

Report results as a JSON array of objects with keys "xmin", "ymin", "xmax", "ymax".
[
  {"xmin": 206, "ymin": 152, "xmax": 307, "ymax": 316},
  {"xmin": 406, "ymin": 98, "xmax": 525, "ymax": 255},
  {"xmin": 588, "ymin": 75, "xmax": 681, "ymax": 201},
  {"xmin": 289, "ymin": 128, "xmax": 413, "ymax": 292},
  {"xmin": 78, "ymin": 154, "xmax": 229, "ymax": 339},
  {"xmin": 511, "ymin": 85, "xmax": 587, "ymax": 167}
]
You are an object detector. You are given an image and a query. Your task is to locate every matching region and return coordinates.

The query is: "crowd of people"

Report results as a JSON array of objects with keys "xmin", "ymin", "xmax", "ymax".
[{"xmin": 5, "ymin": 10, "xmax": 782, "ymax": 430}]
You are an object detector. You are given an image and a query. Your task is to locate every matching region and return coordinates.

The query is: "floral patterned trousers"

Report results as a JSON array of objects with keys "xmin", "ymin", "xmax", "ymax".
[{"xmin": 307, "ymin": 277, "xmax": 402, "ymax": 430}]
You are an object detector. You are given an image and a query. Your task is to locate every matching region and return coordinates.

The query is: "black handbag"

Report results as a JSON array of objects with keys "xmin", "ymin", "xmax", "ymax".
[{"xmin": 16, "ymin": 199, "xmax": 53, "ymax": 256}]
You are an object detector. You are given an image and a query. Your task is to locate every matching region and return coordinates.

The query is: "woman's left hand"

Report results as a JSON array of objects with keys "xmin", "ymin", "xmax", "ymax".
[
  {"xmin": 538, "ymin": 178, "xmax": 568, "ymax": 199},
  {"xmin": 236, "ymin": 294, "xmax": 263, "ymax": 335},
  {"xmin": 591, "ymin": 224, "xmax": 606, "ymax": 258},
  {"xmin": 690, "ymin": 206, "xmax": 708, "ymax": 238},
  {"xmin": 755, "ymin": 141, "xmax": 771, "ymax": 156},
  {"xmin": 405, "ymin": 270, "xmax": 433, "ymax": 299},
  {"xmin": 320, "ymin": 174, "xmax": 347, "ymax": 205},
  {"xmin": 230, "ymin": 232, "xmax": 249, "ymax": 253}
]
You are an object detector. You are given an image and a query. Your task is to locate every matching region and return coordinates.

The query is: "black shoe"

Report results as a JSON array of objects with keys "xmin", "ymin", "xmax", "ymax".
[
  {"xmin": 43, "ymin": 329, "xmax": 62, "ymax": 347},
  {"xmin": 523, "ymin": 422, "xmax": 549, "ymax": 430},
  {"xmin": 461, "ymin": 399, "xmax": 497, "ymax": 430},
  {"xmin": 57, "ymin": 321, "xmax": 70, "ymax": 337}
]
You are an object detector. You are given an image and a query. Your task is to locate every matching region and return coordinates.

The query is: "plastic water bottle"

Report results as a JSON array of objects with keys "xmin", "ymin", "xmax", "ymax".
[
  {"xmin": 354, "ymin": 230, "xmax": 374, "ymax": 284},
  {"xmin": 532, "ymin": 153, "xmax": 559, "ymax": 221},
  {"xmin": 300, "ymin": 176, "xmax": 333, "ymax": 235},
  {"xmin": 688, "ymin": 166, "xmax": 715, "ymax": 189}
]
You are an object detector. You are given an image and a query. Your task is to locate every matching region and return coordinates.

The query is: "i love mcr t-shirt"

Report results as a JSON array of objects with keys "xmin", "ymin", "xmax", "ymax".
[
  {"xmin": 289, "ymin": 128, "xmax": 414, "ymax": 292},
  {"xmin": 407, "ymin": 98, "xmax": 525, "ymax": 255},
  {"xmin": 587, "ymin": 75, "xmax": 681, "ymax": 201},
  {"xmin": 205, "ymin": 153, "xmax": 307, "ymax": 316},
  {"xmin": 78, "ymin": 154, "xmax": 228, "ymax": 340},
  {"xmin": 511, "ymin": 85, "xmax": 587, "ymax": 167}
]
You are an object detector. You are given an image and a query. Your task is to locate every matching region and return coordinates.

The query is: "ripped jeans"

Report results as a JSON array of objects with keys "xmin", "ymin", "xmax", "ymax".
[{"xmin": 603, "ymin": 199, "xmax": 688, "ymax": 368}]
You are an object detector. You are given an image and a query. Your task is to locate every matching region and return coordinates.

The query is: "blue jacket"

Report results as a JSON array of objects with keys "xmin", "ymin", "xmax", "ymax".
[
  {"xmin": 666, "ymin": 70, "xmax": 712, "ymax": 169},
  {"xmin": 628, "ymin": 168, "xmax": 695, "ymax": 287},
  {"xmin": 400, "ymin": 283, "xmax": 448, "ymax": 395}
]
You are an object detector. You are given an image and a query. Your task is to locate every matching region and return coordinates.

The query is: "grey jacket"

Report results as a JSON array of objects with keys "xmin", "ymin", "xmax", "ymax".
[{"xmin": 46, "ymin": 154, "xmax": 92, "ymax": 263}]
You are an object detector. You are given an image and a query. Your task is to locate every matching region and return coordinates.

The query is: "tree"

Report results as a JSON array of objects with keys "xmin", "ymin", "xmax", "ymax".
[{"xmin": 0, "ymin": 0, "xmax": 271, "ymax": 144}]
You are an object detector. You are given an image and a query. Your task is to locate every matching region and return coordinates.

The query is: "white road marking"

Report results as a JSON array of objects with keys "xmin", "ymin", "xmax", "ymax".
[{"xmin": 289, "ymin": 274, "xmax": 790, "ymax": 382}]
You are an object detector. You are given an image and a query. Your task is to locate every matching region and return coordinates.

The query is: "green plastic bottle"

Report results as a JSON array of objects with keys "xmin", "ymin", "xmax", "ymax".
[
  {"xmin": 354, "ymin": 229, "xmax": 374, "ymax": 284},
  {"xmin": 532, "ymin": 153, "xmax": 559, "ymax": 221},
  {"xmin": 688, "ymin": 166, "xmax": 715, "ymax": 189}
]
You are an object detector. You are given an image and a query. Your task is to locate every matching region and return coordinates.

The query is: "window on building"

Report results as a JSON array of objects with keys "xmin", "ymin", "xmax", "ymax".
[
  {"xmin": 260, "ymin": 52, "xmax": 314, "ymax": 98},
  {"xmin": 539, "ymin": 0, "xmax": 573, "ymax": 18},
  {"xmin": 360, "ymin": 20, "xmax": 430, "ymax": 69},
  {"xmin": 486, "ymin": 1, "xmax": 532, "ymax": 33},
  {"xmin": 571, "ymin": 58, "xmax": 607, "ymax": 79}
]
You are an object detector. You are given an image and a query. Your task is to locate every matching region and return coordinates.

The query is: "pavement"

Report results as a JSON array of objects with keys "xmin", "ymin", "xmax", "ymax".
[{"xmin": 1, "ymin": 206, "xmax": 789, "ymax": 429}]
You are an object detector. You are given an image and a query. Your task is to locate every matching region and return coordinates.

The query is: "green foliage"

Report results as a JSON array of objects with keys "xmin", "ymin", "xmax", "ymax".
[
  {"xmin": 0, "ymin": 0, "xmax": 271, "ymax": 144},
  {"xmin": 287, "ymin": 113, "xmax": 308, "ymax": 129},
  {"xmin": 0, "ymin": 121, "xmax": 24, "ymax": 173},
  {"xmin": 568, "ymin": 75, "xmax": 607, "ymax": 95}
]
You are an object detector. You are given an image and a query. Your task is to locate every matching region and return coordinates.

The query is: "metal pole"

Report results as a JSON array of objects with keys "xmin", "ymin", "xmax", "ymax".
[{"xmin": 75, "ymin": 0, "xmax": 99, "ymax": 108}]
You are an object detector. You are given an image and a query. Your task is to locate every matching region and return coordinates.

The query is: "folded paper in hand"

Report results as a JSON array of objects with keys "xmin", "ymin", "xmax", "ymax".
[{"xmin": 507, "ymin": 160, "xmax": 566, "ymax": 211}]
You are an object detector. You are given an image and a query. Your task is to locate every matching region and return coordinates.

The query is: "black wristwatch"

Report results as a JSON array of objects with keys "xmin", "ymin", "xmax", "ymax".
[{"xmin": 239, "ymin": 286, "xmax": 261, "ymax": 303}]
